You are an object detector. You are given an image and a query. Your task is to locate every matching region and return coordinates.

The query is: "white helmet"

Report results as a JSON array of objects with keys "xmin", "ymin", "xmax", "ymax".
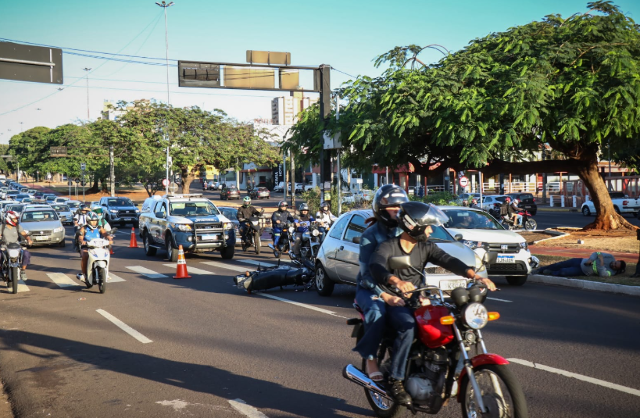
[{"xmin": 513, "ymin": 199, "xmax": 519, "ymax": 204}]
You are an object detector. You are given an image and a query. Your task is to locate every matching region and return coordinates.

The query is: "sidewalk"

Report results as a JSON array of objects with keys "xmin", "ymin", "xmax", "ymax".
[{"xmin": 529, "ymin": 245, "xmax": 639, "ymax": 263}]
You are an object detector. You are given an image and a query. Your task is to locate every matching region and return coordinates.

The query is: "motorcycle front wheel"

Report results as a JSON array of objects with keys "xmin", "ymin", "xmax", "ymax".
[
  {"xmin": 460, "ymin": 364, "xmax": 528, "ymax": 418},
  {"xmin": 524, "ymin": 219, "xmax": 537, "ymax": 231},
  {"xmin": 11, "ymin": 266, "xmax": 19, "ymax": 294},
  {"xmin": 97, "ymin": 268, "xmax": 107, "ymax": 294},
  {"xmin": 254, "ymin": 231, "xmax": 261, "ymax": 255}
]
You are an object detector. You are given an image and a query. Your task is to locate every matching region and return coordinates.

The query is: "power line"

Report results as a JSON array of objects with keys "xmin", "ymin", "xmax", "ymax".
[{"xmin": 330, "ymin": 66, "xmax": 357, "ymax": 79}]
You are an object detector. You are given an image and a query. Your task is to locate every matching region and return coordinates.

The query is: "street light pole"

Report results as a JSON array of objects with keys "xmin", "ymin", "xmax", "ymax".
[
  {"xmin": 83, "ymin": 68, "xmax": 91, "ymax": 120},
  {"xmin": 156, "ymin": 1, "xmax": 174, "ymax": 195}
]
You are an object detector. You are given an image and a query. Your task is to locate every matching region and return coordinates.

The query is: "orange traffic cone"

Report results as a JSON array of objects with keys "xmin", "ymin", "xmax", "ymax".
[
  {"xmin": 129, "ymin": 227, "xmax": 138, "ymax": 248},
  {"xmin": 173, "ymin": 245, "xmax": 191, "ymax": 279}
]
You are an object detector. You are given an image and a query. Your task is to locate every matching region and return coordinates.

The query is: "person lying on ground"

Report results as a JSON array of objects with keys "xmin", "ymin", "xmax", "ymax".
[{"xmin": 535, "ymin": 252, "xmax": 626, "ymax": 277}]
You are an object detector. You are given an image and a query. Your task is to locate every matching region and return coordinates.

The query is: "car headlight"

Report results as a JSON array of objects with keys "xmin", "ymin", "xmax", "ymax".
[
  {"xmin": 135, "ymin": 209, "xmax": 140, "ymax": 213},
  {"xmin": 519, "ymin": 242, "xmax": 528, "ymax": 251},
  {"xmin": 463, "ymin": 240, "xmax": 478, "ymax": 250},
  {"xmin": 110, "ymin": 209, "xmax": 118, "ymax": 213},
  {"xmin": 223, "ymin": 222, "xmax": 234, "ymax": 230},
  {"xmin": 172, "ymin": 223, "xmax": 192, "ymax": 232},
  {"xmin": 463, "ymin": 303, "xmax": 489, "ymax": 329},
  {"xmin": 53, "ymin": 227, "xmax": 64, "ymax": 233}
]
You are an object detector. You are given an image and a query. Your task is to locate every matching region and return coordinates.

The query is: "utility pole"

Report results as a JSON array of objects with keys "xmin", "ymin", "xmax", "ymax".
[
  {"xmin": 283, "ymin": 150, "xmax": 287, "ymax": 202},
  {"xmin": 110, "ymin": 145, "xmax": 115, "ymax": 196},
  {"xmin": 290, "ymin": 150, "xmax": 295, "ymax": 210},
  {"xmin": 156, "ymin": 1, "xmax": 174, "ymax": 195},
  {"xmin": 83, "ymin": 68, "xmax": 91, "ymax": 120},
  {"xmin": 336, "ymin": 95, "xmax": 342, "ymax": 216}
]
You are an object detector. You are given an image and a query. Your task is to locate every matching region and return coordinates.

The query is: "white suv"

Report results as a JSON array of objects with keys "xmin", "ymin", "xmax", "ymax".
[{"xmin": 439, "ymin": 206, "xmax": 539, "ymax": 286}]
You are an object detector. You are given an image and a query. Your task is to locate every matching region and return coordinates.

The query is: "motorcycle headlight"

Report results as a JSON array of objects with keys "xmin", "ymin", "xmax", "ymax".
[
  {"xmin": 8, "ymin": 249, "xmax": 20, "ymax": 258},
  {"xmin": 174, "ymin": 223, "xmax": 192, "ymax": 232},
  {"xmin": 53, "ymin": 226, "xmax": 64, "ymax": 233},
  {"xmin": 519, "ymin": 242, "xmax": 528, "ymax": 251},
  {"xmin": 95, "ymin": 260, "xmax": 107, "ymax": 268},
  {"xmin": 463, "ymin": 240, "xmax": 478, "ymax": 250},
  {"xmin": 463, "ymin": 303, "xmax": 489, "ymax": 329},
  {"xmin": 311, "ymin": 229, "xmax": 319, "ymax": 237},
  {"xmin": 223, "ymin": 222, "xmax": 234, "ymax": 230}
]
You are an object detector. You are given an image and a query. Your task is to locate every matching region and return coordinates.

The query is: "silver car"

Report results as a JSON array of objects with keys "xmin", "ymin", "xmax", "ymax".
[
  {"xmin": 20, "ymin": 206, "xmax": 66, "ymax": 247},
  {"xmin": 50, "ymin": 204, "xmax": 74, "ymax": 225},
  {"xmin": 314, "ymin": 209, "xmax": 488, "ymax": 296}
]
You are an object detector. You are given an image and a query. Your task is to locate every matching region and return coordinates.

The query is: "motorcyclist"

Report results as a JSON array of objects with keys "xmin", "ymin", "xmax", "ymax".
[
  {"xmin": 470, "ymin": 198, "xmax": 480, "ymax": 209},
  {"xmin": 92, "ymin": 207, "xmax": 113, "ymax": 248},
  {"xmin": 291, "ymin": 203, "xmax": 315, "ymax": 259},
  {"xmin": 315, "ymin": 201, "xmax": 336, "ymax": 241},
  {"xmin": 369, "ymin": 202, "xmax": 496, "ymax": 404},
  {"xmin": 1, "ymin": 211, "xmax": 33, "ymax": 281},
  {"xmin": 237, "ymin": 196, "xmax": 261, "ymax": 247},
  {"xmin": 76, "ymin": 213, "xmax": 109, "ymax": 283},
  {"xmin": 511, "ymin": 198, "xmax": 523, "ymax": 227},
  {"xmin": 73, "ymin": 205, "xmax": 91, "ymax": 252},
  {"xmin": 353, "ymin": 184, "xmax": 409, "ymax": 384},
  {"xmin": 271, "ymin": 200, "xmax": 293, "ymax": 247}
]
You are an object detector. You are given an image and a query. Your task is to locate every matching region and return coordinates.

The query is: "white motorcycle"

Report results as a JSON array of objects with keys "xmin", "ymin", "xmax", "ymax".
[{"xmin": 84, "ymin": 237, "xmax": 112, "ymax": 294}]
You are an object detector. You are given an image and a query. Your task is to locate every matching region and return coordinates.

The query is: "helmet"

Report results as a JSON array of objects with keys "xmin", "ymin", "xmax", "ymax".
[
  {"xmin": 372, "ymin": 185, "xmax": 409, "ymax": 226},
  {"xmin": 278, "ymin": 200, "xmax": 288, "ymax": 210},
  {"xmin": 80, "ymin": 205, "xmax": 90, "ymax": 212},
  {"xmin": 5, "ymin": 211, "xmax": 18, "ymax": 226},
  {"xmin": 320, "ymin": 201, "xmax": 329, "ymax": 211},
  {"xmin": 243, "ymin": 196, "xmax": 251, "ymax": 205},
  {"xmin": 299, "ymin": 203, "xmax": 309, "ymax": 212},
  {"xmin": 86, "ymin": 212, "xmax": 99, "ymax": 229},
  {"xmin": 504, "ymin": 197, "xmax": 511, "ymax": 203},
  {"xmin": 397, "ymin": 202, "xmax": 448, "ymax": 242}
]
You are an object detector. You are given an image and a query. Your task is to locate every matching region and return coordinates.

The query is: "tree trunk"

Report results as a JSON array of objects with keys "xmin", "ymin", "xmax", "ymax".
[
  {"xmin": 180, "ymin": 164, "xmax": 202, "ymax": 195},
  {"xmin": 576, "ymin": 160, "xmax": 637, "ymax": 230},
  {"xmin": 86, "ymin": 177, "xmax": 100, "ymax": 194}
]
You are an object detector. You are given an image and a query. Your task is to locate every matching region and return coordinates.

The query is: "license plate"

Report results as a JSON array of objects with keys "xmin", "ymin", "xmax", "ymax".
[
  {"xmin": 497, "ymin": 255, "xmax": 515, "ymax": 263},
  {"xmin": 440, "ymin": 279, "xmax": 467, "ymax": 290},
  {"xmin": 34, "ymin": 236, "xmax": 49, "ymax": 241},
  {"xmin": 201, "ymin": 234, "xmax": 218, "ymax": 241}
]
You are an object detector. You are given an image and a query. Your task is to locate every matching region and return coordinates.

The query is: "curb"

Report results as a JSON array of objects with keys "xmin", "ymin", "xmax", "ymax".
[
  {"xmin": 529, "ymin": 274, "xmax": 640, "ymax": 297},
  {"xmin": 536, "ymin": 207, "xmax": 579, "ymax": 212}
]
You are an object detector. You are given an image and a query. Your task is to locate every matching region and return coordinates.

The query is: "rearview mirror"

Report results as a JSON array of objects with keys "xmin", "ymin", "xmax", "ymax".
[
  {"xmin": 155, "ymin": 212, "xmax": 165, "ymax": 218},
  {"xmin": 388, "ymin": 256, "xmax": 412, "ymax": 270},
  {"xmin": 454, "ymin": 234, "xmax": 463, "ymax": 241},
  {"xmin": 352, "ymin": 236, "xmax": 361, "ymax": 244}
]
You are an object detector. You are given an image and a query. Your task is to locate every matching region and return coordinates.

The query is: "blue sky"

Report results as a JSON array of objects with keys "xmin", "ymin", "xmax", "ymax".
[{"xmin": 1, "ymin": 0, "xmax": 639, "ymax": 143}]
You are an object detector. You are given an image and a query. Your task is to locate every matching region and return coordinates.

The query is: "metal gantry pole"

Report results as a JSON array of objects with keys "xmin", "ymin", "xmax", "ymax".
[
  {"xmin": 83, "ymin": 67, "xmax": 91, "ymax": 120},
  {"xmin": 156, "ymin": 1, "xmax": 174, "ymax": 195},
  {"xmin": 336, "ymin": 95, "xmax": 342, "ymax": 215}
]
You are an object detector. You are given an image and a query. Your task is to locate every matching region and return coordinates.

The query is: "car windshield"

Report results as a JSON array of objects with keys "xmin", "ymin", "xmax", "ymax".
[
  {"xmin": 52, "ymin": 205, "xmax": 70, "ymax": 212},
  {"xmin": 170, "ymin": 201, "xmax": 220, "ymax": 217},
  {"xmin": 67, "ymin": 202, "xmax": 80, "ymax": 209},
  {"xmin": 107, "ymin": 198, "xmax": 133, "ymax": 206},
  {"xmin": 8, "ymin": 205, "xmax": 24, "ymax": 213},
  {"xmin": 22, "ymin": 210, "xmax": 58, "ymax": 222},
  {"xmin": 443, "ymin": 209, "xmax": 503, "ymax": 230}
]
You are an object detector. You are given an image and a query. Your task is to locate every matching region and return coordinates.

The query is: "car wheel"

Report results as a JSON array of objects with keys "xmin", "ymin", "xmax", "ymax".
[
  {"xmin": 166, "ymin": 236, "xmax": 179, "ymax": 262},
  {"xmin": 143, "ymin": 231, "xmax": 157, "ymax": 256},
  {"xmin": 582, "ymin": 206, "xmax": 591, "ymax": 216},
  {"xmin": 58, "ymin": 238, "xmax": 65, "ymax": 248},
  {"xmin": 220, "ymin": 245, "xmax": 234, "ymax": 260},
  {"xmin": 614, "ymin": 206, "xmax": 621, "ymax": 215},
  {"xmin": 315, "ymin": 263, "xmax": 335, "ymax": 296},
  {"xmin": 506, "ymin": 276, "xmax": 528, "ymax": 286}
]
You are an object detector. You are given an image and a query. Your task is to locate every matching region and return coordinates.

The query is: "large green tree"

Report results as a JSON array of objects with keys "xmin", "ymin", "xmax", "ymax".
[{"xmin": 286, "ymin": 1, "xmax": 640, "ymax": 230}]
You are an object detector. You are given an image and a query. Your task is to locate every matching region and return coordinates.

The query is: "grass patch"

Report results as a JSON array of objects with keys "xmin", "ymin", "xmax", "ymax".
[{"xmin": 535, "ymin": 254, "xmax": 640, "ymax": 286}]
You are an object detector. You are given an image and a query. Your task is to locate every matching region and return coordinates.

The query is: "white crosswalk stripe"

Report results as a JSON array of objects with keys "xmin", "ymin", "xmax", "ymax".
[
  {"xmin": 6, "ymin": 279, "xmax": 30, "ymax": 292},
  {"xmin": 162, "ymin": 264, "xmax": 215, "ymax": 275},
  {"xmin": 238, "ymin": 259, "xmax": 277, "ymax": 268},
  {"xmin": 46, "ymin": 273, "xmax": 81, "ymax": 288},
  {"xmin": 125, "ymin": 266, "xmax": 167, "ymax": 279},
  {"xmin": 108, "ymin": 273, "xmax": 126, "ymax": 282},
  {"xmin": 201, "ymin": 261, "xmax": 252, "ymax": 273}
]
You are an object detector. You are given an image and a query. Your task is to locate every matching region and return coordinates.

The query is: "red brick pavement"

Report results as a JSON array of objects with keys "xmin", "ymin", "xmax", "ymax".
[{"xmin": 530, "ymin": 245, "xmax": 639, "ymax": 263}]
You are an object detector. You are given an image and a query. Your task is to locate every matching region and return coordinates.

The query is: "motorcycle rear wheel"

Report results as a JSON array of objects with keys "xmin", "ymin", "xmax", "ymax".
[
  {"xmin": 361, "ymin": 353, "xmax": 400, "ymax": 418},
  {"xmin": 11, "ymin": 267, "xmax": 19, "ymax": 294},
  {"xmin": 460, "ymin": 364, "xmax": 528, "ymax": 418}
]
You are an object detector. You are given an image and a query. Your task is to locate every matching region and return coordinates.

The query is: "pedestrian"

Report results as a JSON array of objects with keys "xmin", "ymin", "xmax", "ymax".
[
  {"xmin": 418, "ymin": 186, "xmax": 424, "ymax": 198},
  {"xmin": 536, "ymin": 252, "xmax": 626, "ymax": 277}
]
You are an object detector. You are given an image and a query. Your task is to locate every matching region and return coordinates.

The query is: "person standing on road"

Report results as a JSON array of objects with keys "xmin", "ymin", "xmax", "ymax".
[
  {"xmin": 237, "ymin": 197, "xmax": 261, "ymax": 247},
  {"xmin": 1, "ymin": 211, "xmax": 33, "ymax": 281},
  {"xmin": 537, "ymin": 252, "xmax": 626, "ymax": 277},
  {"xmin": 271, "ymin": 201, "xmax": 293, "ymax": 246},
  {"xmin": 291, "ymin": 203, "xmax": 315, "ymax": 259}
]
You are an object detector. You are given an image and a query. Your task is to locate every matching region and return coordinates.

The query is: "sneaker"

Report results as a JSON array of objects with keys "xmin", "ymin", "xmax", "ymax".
[
  {"xmin": 388, "ymin": 379, "xmax": 412, "ymax": 405},
  {"xmin": 20, "ymin": 270, "xmax": 27, "ymax": 281},
  {"xmin": 76, "ymin": 273, "xmax": 86, "ymax": 282}
]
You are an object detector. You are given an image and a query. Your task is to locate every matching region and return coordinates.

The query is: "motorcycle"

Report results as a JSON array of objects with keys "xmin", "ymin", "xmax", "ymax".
[
  {"xmin": 501, "ymin": 210, "xmax": 537, "ymax": 231},
  {"xmin": 84, "ymin": 236, "xmax": 113, "ymax": 294},
  {"xmin": 240, "ymin": 209, "xmax": 266, "ymax": 255},
  {"xmin": 269, "ymin": 221, "xmax": 295, "ymax": 259},
  {"xmin": 233, "ymin": 262, "xmax": 314, "ymax": 294},
  {"xmin": 343, "ymin": 255, "xmax": 528, "ymax": 418},
  {"xmin": 1, "ymin": 233, "xmax": 29, "ymax": 294},
  {"xmin": 295, "ymin": 221, "xmax": 321, "ymax": 270}
]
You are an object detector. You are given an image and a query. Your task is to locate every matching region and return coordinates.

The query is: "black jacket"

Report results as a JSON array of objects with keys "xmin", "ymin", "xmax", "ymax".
[
  {"xmin": 271, "ymin": 210, "xmax": 293, "ymax": 227},
  {"xmin": 237, "ymin": 205, "xmax": 261, "ymax": 221}
]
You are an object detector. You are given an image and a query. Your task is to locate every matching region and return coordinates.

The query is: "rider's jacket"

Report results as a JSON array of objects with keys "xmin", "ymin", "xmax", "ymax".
[
  {"xmin": 357, "ymin": 222, "xmax": 401, "ymax": 296},
  {"xmin": 294, "ymin": 213, "xmax": 315, "ymax": 233},
  {"xmin": 237, "ymin": 205, "xmax": 260, "ymax": 222},
  {"xmin": 271, "ymin": 210, "xmax": 293, "ymax": 228},
  {"xmin": 369, "ymin": 237, "xmax": 470, "ymax": 289},
  {"xmin": 74, "ymin": 213, "xmax": 89, "ymax": 226},
  {"xmin": 315, "ymin": 211, "xmax": 336, "ymax": 227}
]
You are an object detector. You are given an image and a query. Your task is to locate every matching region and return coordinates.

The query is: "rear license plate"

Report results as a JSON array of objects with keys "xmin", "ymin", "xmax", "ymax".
[
  {"xmin": 201, "ymin": 234, "xmax": 219, "ymax": 241},
  {"xmin": 440, "ymin": 279, "xmax": 467, "ymax": 290},
  {"xmin": 34, "ymin": 236, "xmax": 49, "ymax": 241},
  {"xmin": 497, "ymin": 255, "xmax": 515, "ymax": 263}
]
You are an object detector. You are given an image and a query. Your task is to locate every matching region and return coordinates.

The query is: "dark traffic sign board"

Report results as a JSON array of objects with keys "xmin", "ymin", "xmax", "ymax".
[{"xmin": 0, "ymin": 41, "xmax": 63, "ymax": 84}]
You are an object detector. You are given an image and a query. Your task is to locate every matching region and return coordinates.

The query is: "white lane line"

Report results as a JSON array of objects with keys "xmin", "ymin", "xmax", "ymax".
[
  {"xmin": 257, "ymin": 293, "xmax": 348, "ymax": 319},
  {"xmin": 15, "ymin": 279, "xmax": 29, "ymax": 292},
  {"xmin": 508, "ymin": 358, "xmax": 640, "ymax": 397},
  {"xmin": 46, "ymin": 273, "xmax": 81, "ymax": 288},
  {"xmin": 96, "ymin": 309, "xmax": 153, "ymax": 344},
  {"xmin": 126, "ymin": 266, "xmax": 167, "ymax": 279},
  {"xmin": 201, "ymin": 261, "xmax": 252, "ymax": 273},
  {"xmin": 162, "ymin": 264, "xmax": 215, "ymax": 275},
  {"xmin": 228, "ymin": 399, "xmax": 269, "ymax": 418},
  {"xmin": 487, "ymin": 297, "xmax": 512, "ymax": 303},
  {"xmin": 238, "ymin": 259, "xmax": 276, "ymax": 268},
  {"xmin": 107, "ymin": 273, "xmax": 126, "ymax": 282}
]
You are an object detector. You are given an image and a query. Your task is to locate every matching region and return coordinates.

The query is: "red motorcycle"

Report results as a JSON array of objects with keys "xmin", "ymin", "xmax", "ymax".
[
  {"xmin": 343, "ymin": 256, "xmax": 528, "ymax": 418},
  {"xmin": 500, "ymin": 209, "xmax": 537, "ymax": 231}
]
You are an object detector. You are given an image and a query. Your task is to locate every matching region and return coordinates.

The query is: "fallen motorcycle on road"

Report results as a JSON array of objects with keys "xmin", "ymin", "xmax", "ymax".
[{"xmin": 233, "ymin": 262, "xmax": 314, "ymax": 294}]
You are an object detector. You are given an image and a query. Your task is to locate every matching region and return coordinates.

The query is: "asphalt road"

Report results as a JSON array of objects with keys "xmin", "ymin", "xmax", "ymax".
[
  {"xmin": 534, "ymin": 210, "xmax": 640, "ymax": 229},
  {"xmin": 1, "ymin": 224, "xmax": 639, "ymax": 418}
]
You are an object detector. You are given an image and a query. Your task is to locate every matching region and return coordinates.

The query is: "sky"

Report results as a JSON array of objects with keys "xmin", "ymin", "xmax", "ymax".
[{"xmin": 1, "ymin": 0, "xmax": 639, "ymax": 144}]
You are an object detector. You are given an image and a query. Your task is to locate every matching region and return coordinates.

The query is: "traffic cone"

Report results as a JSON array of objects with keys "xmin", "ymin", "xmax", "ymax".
[
  {"xmin": 129, "ymin": 227, "xmax": 138, "ymax": 248},
  {"xmin": 173, "ymin": 245, "xmax": 191, "ymax": 279}
]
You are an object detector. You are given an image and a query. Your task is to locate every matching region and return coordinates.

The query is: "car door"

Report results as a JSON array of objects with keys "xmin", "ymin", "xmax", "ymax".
[
  {"xmin": 149, "ymin": 201, "xmax": 167, "ymax": 244},
  {"xmin": 334, "ymin": 214, "xmax": 367, "ymax": 283},
  {"xmin": 321, "ymin": 214, "xmax": 351, "ymax": 281}
]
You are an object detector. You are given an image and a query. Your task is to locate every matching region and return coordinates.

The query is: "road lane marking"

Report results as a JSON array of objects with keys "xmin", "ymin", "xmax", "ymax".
[
  {"xmin": 508, "ymin": 358, "xmax": 640, "ymax": 397},
  {"xmin": 163, "ymin": 264, "xmax": 215, "ymax": 275},
  {"xmin": 125, "ymin": 266, "xmax": 167, "ymax": 279},
  {"xmin": 238, "ymin": 259, "xmax": 277, "ymax": 268},
  {"xmin": 46, "ymin": 273, "xmax": 81, "ymax": 288},
  {"xmin": 107, "ymin": 273, "xmax": 126, "ymax": 282},
  {"xmin": 487, "ymin": 297, "xmax": 512, "ymax": 303},
  {"xmin": 257, "ymin": 293, "xmax": 348, "ymax": 319},
  {"xmin": 228, "ymin": 399, "xmax": 269, "ymax": 418},
  {"xmin": 96, "ymin": 309, "xmax": 153, "ymax": 344},
  {"xmin": 201, "ymin": 261, "xmax": 252, "ymax": 273}
]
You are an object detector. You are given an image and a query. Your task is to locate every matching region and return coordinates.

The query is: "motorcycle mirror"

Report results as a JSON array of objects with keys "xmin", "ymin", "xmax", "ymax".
[{"xmin": 388, "ymin": 256, "xmax": 412, "ymax": 270}]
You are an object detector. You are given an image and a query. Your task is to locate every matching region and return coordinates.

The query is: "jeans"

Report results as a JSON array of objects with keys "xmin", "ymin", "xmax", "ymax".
[
  {"xmin": 354, "ymin": 286, "xmax": 387, "ymax": 360},
  {"xmin": 515, "ymin": 214, "xmax": 523, "ymax": 226},
  {"xmin": 545, "ymin": 258, "xmax": 585, "ymax": 277},
  {"xmin": 388, "ymin": 305, "xmax": 415, "ymax": 381}
]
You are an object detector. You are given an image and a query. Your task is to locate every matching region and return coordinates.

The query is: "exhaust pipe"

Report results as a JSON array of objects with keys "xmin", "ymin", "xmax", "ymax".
[{"xmin": 342, "ymin": 364, "xmax": 391, "ymax": 400}]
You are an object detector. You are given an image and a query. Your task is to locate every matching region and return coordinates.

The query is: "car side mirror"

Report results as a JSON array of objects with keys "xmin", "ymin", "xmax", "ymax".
[
  {"xmin": 454, "ymin": 234, "xmax": 463, "ymax": 241},
  {"xmin": 388, "ymin": 255, "xmax": 412, "ymax": 270},
  {"xmin": 155, "ymin": 212, "xmax": 165, "ymax": 218},
  {"xmin": 352, "ymin": 236, "xmax": 361, "ymax": 244}
]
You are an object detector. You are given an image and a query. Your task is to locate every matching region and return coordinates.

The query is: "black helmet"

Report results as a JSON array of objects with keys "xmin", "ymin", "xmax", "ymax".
[
  {"xmin": 372, "ymin": 185, "xmax": 409, "ymax": 226},
  {"xmin": 299, "ymin": 203, "xmax": 309, "ymax": 212},
  {"xmin": 397, "ymin": 202, "xmax": 448, "ymax": 242},
  {"xmin": 278, "ymin": 201, "xmax": 288, "ymax": 210},
  {"xmin": 320, "ymin": 201, "xmax": 329, "ymax": 211}
]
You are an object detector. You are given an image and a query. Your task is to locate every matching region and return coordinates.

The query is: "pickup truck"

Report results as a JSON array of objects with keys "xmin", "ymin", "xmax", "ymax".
[
  {"xmin": 581, "ymin": 192, "xmax": 640, "ymax": 217},
  {"xmin": 100, "ymin": 196, "xmax": 141, "ymax": 226},
  {"xmin": 138, "ymin": 193, "xmax": 236, "ymax": 261}
]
